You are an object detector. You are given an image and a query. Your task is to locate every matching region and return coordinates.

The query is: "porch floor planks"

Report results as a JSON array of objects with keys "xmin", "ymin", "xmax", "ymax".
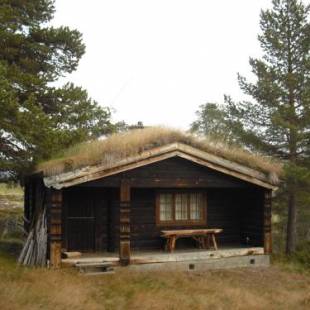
[
  {"xmin": 131, "ymin": 247, "xmax": 264, "ymax": 264},
  {"xmin": 62, "ymin": 246, "xmax": 264, "ymax": 266}
]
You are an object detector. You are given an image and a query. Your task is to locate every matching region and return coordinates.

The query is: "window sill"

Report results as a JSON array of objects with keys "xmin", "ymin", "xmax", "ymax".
[{"xmin": 156, "ymin": 221, "xmax": 206, "ymax": 227}]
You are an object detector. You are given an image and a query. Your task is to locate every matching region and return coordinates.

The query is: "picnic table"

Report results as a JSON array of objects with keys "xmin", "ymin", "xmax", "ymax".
[{"xmin": 161, "ymin": 228, "xmax": 223, "ymax": 252}]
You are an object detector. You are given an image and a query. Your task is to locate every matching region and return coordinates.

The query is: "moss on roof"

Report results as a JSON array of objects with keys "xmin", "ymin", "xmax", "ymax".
[{"xmin": 37, "ymin": 127, "xmax": 282, "ymax": 183}]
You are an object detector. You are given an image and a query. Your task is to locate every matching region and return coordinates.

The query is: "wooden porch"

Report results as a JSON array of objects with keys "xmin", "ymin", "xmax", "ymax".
[{"xmin": 62, "ymin": 246, "xmax": 267, "ymax": 269}]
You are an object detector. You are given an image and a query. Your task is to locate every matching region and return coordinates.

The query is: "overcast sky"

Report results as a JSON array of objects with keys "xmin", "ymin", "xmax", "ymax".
[{"xmin": 52, "ymin": 0, "xmax": 275, "ymax": 129}]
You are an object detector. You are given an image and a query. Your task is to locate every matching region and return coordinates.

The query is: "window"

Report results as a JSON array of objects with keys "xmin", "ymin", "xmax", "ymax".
[
  {"xmin": 156, "ymin": 192, "xmax": 206, "ymax": 225},
  {"xmin": 159, "ymin": 193, "xmax": 173, "ymax": 221}
]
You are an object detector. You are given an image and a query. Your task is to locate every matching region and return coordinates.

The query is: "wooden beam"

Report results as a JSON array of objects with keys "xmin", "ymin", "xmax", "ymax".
[
  {"xmin": 78, "ymin": 177, "xmax": 250, "ymax": 188},
  {"xmin": 263, "ymin": 190, "xmax": 272, "ymax": 254},
  {"xmin": 49, "ymin": 189, "xmax": 62, "ymax": 268},
  {"xmin": 119, "ymin": 180, "xmax": 131, "ymax": 266},
  {"xmin": 178, "ymin": 152, "xmax": 277, "ymax": 190}
]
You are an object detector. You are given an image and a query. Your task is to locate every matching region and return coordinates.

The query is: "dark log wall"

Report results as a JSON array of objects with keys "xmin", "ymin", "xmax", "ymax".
[
  {"xmin": 24, "ymin": 177, "xmax": 45, "ymax": 233},
  {"xmin": 240, "ymin": 189, "xmax": 264, "ymax": 246},
  {"xmin": 108, "ymin": 189, "xmax": 120, "ymax": 252},
  {"xmin": 62, "ymin": 188, "xmax": 110, "ymax": 252},
  {"xmin": 207, "ymin": 189, "xmax": 242, "ymax": 245},
  {"xmin": 23, "ymin": 182, "xmax": 30, "ymax": 233},
  {"xmin": 131, "ymin": 189, "xmax": 159, "ymax": 250},
  {"xmin": 128, "ymin": 188, "xmax": 264, "ymax": 251},
  {"xmin": 81, "ymin": 157, "xmax": 252, "ymax": 188},
  {"xmin": 206, "ymin": 188, "xmax": 264, "ymax": 247}
]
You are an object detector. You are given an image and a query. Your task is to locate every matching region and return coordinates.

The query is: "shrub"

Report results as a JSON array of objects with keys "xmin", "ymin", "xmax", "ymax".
[{"xmin": 293, "ymin": 241, "xmax": 310, "ymax": 270}]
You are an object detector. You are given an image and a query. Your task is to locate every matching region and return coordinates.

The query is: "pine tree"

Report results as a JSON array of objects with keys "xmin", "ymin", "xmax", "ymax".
[
  {"xmin": 190, "ymin": 103, "xmax": 237, "ymax": 142},
  {"xmin": 223, "ymin": 0, "xmax": 310, "ymax": 253},
  {"xmin": 0, "ymin": 0, "xmax": 114, "ymax": 179}
]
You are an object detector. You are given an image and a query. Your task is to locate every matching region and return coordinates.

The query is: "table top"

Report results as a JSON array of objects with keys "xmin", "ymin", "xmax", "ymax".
[{"xmin": 161, "ymin": 228, "xmax": 223, "ymax": 237}]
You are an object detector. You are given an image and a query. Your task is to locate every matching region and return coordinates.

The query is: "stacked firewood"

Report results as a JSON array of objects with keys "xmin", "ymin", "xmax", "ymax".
[{"xmin": 18, "ymin": 208, "xmax": 47, "ymax": 266}]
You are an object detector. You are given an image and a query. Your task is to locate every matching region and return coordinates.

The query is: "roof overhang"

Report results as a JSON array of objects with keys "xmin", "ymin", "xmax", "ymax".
[{"xmin": 43, "ymin": 143, "xmax": 278, "ymax": 190}]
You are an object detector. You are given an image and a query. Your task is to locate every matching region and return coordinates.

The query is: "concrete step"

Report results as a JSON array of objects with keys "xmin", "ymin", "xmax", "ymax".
[
  {"xmin": 75, "ymin": 260, "xmax": 114, "ymax": 275},
  {"xmin": 75, "ymin": 261, "xmax": 112, "ymax": 267}
]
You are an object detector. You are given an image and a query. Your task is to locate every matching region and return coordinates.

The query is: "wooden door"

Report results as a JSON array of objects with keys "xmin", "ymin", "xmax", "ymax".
[{"xmin": 65, "ymin": 192, "xmax": 96, "ymax": 252}]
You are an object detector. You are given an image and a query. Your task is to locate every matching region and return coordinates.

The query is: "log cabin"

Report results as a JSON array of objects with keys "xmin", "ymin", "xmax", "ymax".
[{"xmin": 22, "ymin": 127, "xmax": 281, "ymax": 270}]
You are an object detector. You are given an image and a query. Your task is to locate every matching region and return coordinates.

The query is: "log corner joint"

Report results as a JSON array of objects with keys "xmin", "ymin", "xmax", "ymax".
[
  {"xmin": 48, "ymin": 189, "xmax": 63, "ymax": 268},
  {"xmin": 263, "ymin": 190, "xmax": 272, "ymax": 255}
]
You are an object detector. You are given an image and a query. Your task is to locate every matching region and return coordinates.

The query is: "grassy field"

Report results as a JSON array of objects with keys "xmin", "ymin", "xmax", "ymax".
[
  {"xmin": 0, "ymin": 252, "xmax": 309, "ymax": 310},
  {"xmin": 0, "ymin": 183, "xmax": 24, "ymax": 258},
  {"xmin": 0, "ymin": 184, "xmax": 310, "ymax": 309},
  {"xmin": 0, "ymin": 183, "xmax": 23, "ymax": 212},
  {"xmin": 0, "ymin": 183, "xmax": 23, "ymax": 196}
]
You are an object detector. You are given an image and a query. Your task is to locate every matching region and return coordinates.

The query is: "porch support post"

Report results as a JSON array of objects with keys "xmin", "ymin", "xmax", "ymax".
[
  {"xmin": 119, "ymin": 180, "xmax": 131, "ymax": 266},
  {"xmin": 263, "ymin": 189, "xmax": 272, "ymax": 254},
  {"xmin": 49, "ymin": 189, "xmax": 63, "ymax": 268}
]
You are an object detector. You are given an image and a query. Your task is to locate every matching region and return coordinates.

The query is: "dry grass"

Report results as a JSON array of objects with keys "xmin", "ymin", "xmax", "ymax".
[
  {"xmin": 37, "ymin": 127, "xmax": 282, "ymax": 182},
  {"xmin": 0, "ymin": 183, "xmax": 23, "ymax": 197},
  {"xmin": 0, "ymin": 253, "xmax": 309, "ymax": 310}
]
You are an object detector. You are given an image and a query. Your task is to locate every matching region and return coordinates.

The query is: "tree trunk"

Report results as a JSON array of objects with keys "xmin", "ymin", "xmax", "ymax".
[
  {"xmin": 285, "ymin": 14, "xmax": 298, "ymax": 255},
  {"xmin": 286, "ymin": 188, "xmax": 297, "ymax": 254}
]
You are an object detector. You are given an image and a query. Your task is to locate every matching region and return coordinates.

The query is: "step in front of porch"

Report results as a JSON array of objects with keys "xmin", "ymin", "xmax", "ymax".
[{"xmin": 75, "ymin": 261, "xmax": 115, "ymax": 275}]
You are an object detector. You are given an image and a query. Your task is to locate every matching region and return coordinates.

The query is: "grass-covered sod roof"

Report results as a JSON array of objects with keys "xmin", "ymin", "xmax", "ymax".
[{"xmin": 37, "ymin": 127, "xmax": 282, "ymax": 184}]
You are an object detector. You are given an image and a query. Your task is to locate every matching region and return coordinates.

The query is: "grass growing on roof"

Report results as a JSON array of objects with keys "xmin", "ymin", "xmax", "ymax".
[{"xmin": 37, "ymin": 127, "xmax": 282, "ymax": 181}]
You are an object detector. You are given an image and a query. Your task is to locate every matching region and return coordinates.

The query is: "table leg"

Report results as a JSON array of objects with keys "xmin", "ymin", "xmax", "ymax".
[
  {"xmin": 211, "ymin": 233, "xmax": 218, "ymax": 250},
  {"xmin": 171, "ymin": 236, "xmax": 176, "ymax": 252},
  {"xmin": 168, "ymin": 238, "xmax": 173, "ymax": 252}
]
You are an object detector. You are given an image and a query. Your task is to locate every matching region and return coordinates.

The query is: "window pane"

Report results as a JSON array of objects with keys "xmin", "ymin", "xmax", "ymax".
[
  {"xmin": 159, "ymin": 194, "xmax": 173, "ymax": 221},
  {"xmin": 175, "ymin": 193, "xmax": 188, "ymax": 220},
  {"xmin": 190, "ymin": 193, "xmax": 204, "ymax": 220}
]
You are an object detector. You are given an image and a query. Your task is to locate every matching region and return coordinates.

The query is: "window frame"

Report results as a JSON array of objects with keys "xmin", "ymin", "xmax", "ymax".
[{"xmin": 155, "ymin": 190, "xmax": 207, "ymax": 226}]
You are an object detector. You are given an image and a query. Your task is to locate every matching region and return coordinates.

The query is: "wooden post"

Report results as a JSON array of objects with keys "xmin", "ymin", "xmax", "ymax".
[
  {"xmin": 49, "ymin": 189, "xmax": 62, "ymax": 268},
  {"xmin": 263, "ymin": 190, "xmax": 272, "ymax": 254},
  {"xmin": 119, "ymin": 180, "xmax": 131, "ymax": 266}
]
